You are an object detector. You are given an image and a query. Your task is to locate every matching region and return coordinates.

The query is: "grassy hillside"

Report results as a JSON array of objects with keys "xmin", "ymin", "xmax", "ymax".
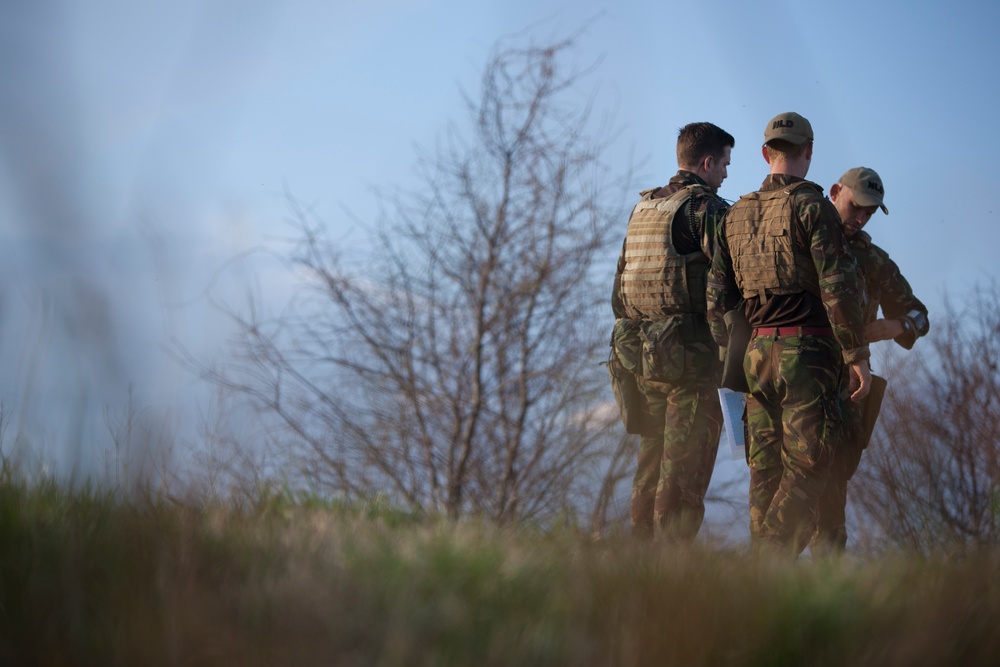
[{"xmin": 1, "ymin": 476, "xmax": 998, "ymax": 666}]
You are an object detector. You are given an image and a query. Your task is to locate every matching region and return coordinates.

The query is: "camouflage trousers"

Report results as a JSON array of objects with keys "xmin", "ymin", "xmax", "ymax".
[
  {"xmin": 631, "ymin": 341, "xmax": 722, "ymax": 541},
  {"xmin": 812, "ymin": 398, "xmax": 866, "ymax": 554},
  {"xmin": 744, "ymin": 333, "xmax": 844, "ymax": 555}
]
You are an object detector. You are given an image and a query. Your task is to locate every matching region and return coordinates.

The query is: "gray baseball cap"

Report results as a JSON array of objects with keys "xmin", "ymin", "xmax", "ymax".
[
  {"xmin": 763, "ymin": 111, "xmax": 814, "ymax": 146},
  {"xmin": 839, "ymin": 166, "xmax": 888, "ymax": 215}
]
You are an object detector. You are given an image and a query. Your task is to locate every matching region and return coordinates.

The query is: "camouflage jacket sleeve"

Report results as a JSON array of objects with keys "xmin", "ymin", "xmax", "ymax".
[
  {"xmin": 706, "ymin": 213, "xmax": 740, "ymax": 346},
  {"xmin": 856, "ymin": 237, "xmax": 930, "ymax": 349},
  {"xmin": 692, "ymin": 192, "xmax": 730, "ymax": 261},
  {"xmin": 796, "ymin": 191, "xmax": 870, "ymax": 364},
  {"xmin": 611, "ymin": 237, "xmax": 628, "ymax": 319}
]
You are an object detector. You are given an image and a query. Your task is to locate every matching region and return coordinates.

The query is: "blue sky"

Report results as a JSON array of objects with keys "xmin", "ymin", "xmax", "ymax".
[{"xmin": 1, "ymin": 0, "xmax": 997, "ymax": 481}]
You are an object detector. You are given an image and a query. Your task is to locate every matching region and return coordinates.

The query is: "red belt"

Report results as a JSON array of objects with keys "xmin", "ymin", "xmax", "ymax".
[{"xmin": 752, "ymin": 326, "xmax": 834, "ymax": 338}]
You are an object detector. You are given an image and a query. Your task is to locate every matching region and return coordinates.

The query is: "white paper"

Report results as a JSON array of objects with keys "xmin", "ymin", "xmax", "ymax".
[{"xmin": 718, "ymin": 388, "xmax": 746, "ymax": 461}]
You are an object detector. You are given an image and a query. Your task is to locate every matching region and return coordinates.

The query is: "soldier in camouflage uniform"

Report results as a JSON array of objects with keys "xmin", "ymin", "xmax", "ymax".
[
  {"xmin": 811, "ymin": 167, "xmax": 930, "ymax": 554},
  {"xmin": 706, "ymin": 112, "xmax": 871, "ymax": 555},
  {"xmin": 611, "ymin": 122, "xmax": 734, "ymax": 541}
]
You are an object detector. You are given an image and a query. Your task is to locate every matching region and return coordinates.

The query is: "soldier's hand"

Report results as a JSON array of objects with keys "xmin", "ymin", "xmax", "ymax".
[
  {"xmin": 864, "ymin": 318, "xmax": 904, "ymax": 342},
  {"xmin": 847, "ymin": 359, "xmax": 872, "ymax": 403}
]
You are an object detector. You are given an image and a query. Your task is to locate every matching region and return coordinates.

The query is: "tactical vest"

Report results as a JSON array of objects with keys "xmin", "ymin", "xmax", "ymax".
[
  {"xmin": 725, "ymin": 181, "xmax": 821, "ymax": 302},
  {"xmin": 619, "ymin": 185, "xmax": 712, "ymax": 320}
]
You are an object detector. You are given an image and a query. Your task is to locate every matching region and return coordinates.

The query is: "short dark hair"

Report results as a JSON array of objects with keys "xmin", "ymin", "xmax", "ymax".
[
  {"xmin": 676, "ymin": 122, "xmax": 735, "ymax": 169},
  {"xmin": 765, "ymin": 139, "xmax": 811, "ymax": 162}
]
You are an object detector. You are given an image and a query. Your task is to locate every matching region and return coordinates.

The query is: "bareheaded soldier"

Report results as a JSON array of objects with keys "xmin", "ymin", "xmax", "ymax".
[
  {"xmin": 611, "ymin": 122, "xmax": 734, "ymax": 541},
  {"xmin": 707, "ymin": 112, "xmax": 870, "ymax": 555},
  {"xmin": 811, "ymin": 167, "xmax": 930, "ymax": 553}
]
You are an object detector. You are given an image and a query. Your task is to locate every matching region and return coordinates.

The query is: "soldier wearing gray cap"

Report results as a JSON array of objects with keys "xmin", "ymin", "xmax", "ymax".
[
  {"xmin": 812, "ymin": 166, "xmax": 930, "ymax": 554},
  {"xmin": 706, "ymin": 112, "xmax": 871, "ymax": 555}
]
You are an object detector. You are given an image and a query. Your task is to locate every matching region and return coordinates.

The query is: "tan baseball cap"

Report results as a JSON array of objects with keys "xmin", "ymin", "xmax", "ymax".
[
  {"xmin": 763, "ymin": 111, "xmax": 814, "ymax": 146},
  {"xmin": 839, "ymin": 167, "xmax": 888, "ymax": 215}
]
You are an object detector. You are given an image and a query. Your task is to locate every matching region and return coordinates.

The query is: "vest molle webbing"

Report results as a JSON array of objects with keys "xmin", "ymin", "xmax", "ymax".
[
  {"xmin": 725, "ymin": 181, "xmax": 821, "ymax": 303},
  {"xmin": 620, "ymin": 185, "xmax": 711, "ymax": 320}
]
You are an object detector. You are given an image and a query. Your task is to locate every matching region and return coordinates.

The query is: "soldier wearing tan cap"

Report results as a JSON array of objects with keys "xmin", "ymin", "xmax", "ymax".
[
  {"xmin": 812, "ymin": 167, "xmax": 930, "ymax": 554},
  {"xmin": 706, "ymin": 112, "xmax": 871, "ymax": 555}
]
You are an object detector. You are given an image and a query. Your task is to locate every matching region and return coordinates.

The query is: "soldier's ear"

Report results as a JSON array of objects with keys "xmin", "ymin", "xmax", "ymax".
[
  {"xmin": 761, "ymin": 145, "xmax": 771, "ymax": 164},
  {"xmin": 830, "ymin": 183, "xmax": 843, "ymax": 201},
  {"xmin": 701, "ymin": 155, "xmax": 714, "ymax": 173}
]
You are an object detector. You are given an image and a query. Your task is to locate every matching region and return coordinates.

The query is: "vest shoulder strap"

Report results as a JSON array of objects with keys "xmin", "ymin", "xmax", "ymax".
[{"xmin": 633, "ymin": 183, "xmax": 707, "ymax": 213}]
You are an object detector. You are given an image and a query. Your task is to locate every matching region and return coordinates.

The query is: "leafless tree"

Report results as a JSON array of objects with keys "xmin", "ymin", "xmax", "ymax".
[
  {"xmin": 851, "ymin": 282, "xmax": 1000, "ymax": 553},
  {"xmin": 189, "ymin": 35, "xmax": 636, "ymax": 524}
]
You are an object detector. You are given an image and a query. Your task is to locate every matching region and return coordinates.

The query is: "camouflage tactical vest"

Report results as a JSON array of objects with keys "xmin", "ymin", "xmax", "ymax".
[
  {"xmin": 725, "ymin": 181, "xmax": 821, "ymax": 302},
  {"xmin": 619, "ymin": 185, "xmax": 712, "ymax": 320}
]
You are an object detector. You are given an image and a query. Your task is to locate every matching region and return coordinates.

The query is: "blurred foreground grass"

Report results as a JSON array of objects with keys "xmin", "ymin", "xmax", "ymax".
[{"xmin": 1, "ymin": 473, "xmax": 998, "ymax": 667}]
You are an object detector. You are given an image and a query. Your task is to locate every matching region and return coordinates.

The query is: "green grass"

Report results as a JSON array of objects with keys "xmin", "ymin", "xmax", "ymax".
[{"xmin": 1, "ymin": 477, "xmax": 998, "ymax": 666}]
